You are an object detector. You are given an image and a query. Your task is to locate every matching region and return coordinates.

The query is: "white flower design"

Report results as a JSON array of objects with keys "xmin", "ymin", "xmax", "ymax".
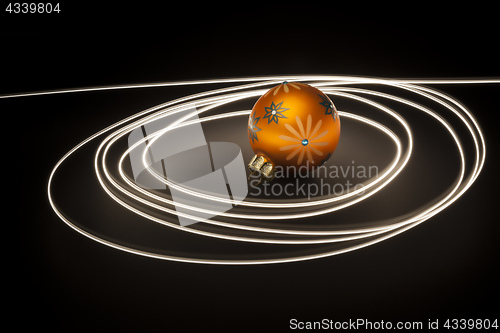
[
  {"xmin": 264, "ymin": 81, "xmax": 301, "ymax": 97},
  {"xmin": 279, "ymin": 114, "xmax": 329, "ymax": 165}
]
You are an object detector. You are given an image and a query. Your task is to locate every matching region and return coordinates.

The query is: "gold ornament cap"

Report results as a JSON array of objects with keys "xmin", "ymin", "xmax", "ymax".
[{"xmin": 248, "ymin": 154, "xmax": 276, "ymax": 181}]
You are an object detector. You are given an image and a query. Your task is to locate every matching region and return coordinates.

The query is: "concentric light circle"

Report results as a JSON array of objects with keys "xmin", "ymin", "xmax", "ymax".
[{"xmin": 33, "ymin": 75, "xmax": 492, "ymax": 264}]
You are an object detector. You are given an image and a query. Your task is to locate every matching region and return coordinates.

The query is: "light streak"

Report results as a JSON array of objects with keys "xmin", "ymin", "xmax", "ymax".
[
  {"xmin": 11, "ymin": 75, "xmax": 493, "ymax": 264},
  {"xmin": 105, "ymin": 110, "xmax": 401, "ymax": 239}
]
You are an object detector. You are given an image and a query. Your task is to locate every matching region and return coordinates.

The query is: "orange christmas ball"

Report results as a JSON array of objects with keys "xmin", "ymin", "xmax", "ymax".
[{"xmin": 247, "ymin": 81, "xmax": 341, "ymax": 179}]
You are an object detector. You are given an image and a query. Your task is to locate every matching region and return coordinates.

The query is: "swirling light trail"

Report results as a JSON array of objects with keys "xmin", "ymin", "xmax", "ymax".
[{"xmin": 4, "ymin": 75, "xmax": 495, "ymax": 264}]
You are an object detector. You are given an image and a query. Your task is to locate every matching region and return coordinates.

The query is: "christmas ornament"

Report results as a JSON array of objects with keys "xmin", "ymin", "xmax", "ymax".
[{"xmin": 247, "ymin": 81, "xmax": 341, "ymax": 180}]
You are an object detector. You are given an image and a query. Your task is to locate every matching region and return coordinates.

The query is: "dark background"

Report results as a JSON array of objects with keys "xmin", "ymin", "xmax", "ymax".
[{"xmin": 4, "ymin": 3, "xmax": 499, "ymax": 332}]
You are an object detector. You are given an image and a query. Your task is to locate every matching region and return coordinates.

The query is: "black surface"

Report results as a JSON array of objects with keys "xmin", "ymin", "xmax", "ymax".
[{"xmin": 5, "ymin": 4, "xmax": 499, "ymax": 332}]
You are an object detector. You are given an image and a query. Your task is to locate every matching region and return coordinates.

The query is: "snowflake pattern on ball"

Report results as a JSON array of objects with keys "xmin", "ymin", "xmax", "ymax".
[
  {"xmin": 248, "ymin": 110, "xmax": 262, "ymax": 144},
  {"xmin": 318, "ymin": 94, "xmax": 339, "ymax": 122},
  {"xmin": 264, "ymin": 101, "xmax": 289, "ymax": 124},
  {"xmin": 320, "ymin": 152, "xmax": 332, "ymax": 165}
]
